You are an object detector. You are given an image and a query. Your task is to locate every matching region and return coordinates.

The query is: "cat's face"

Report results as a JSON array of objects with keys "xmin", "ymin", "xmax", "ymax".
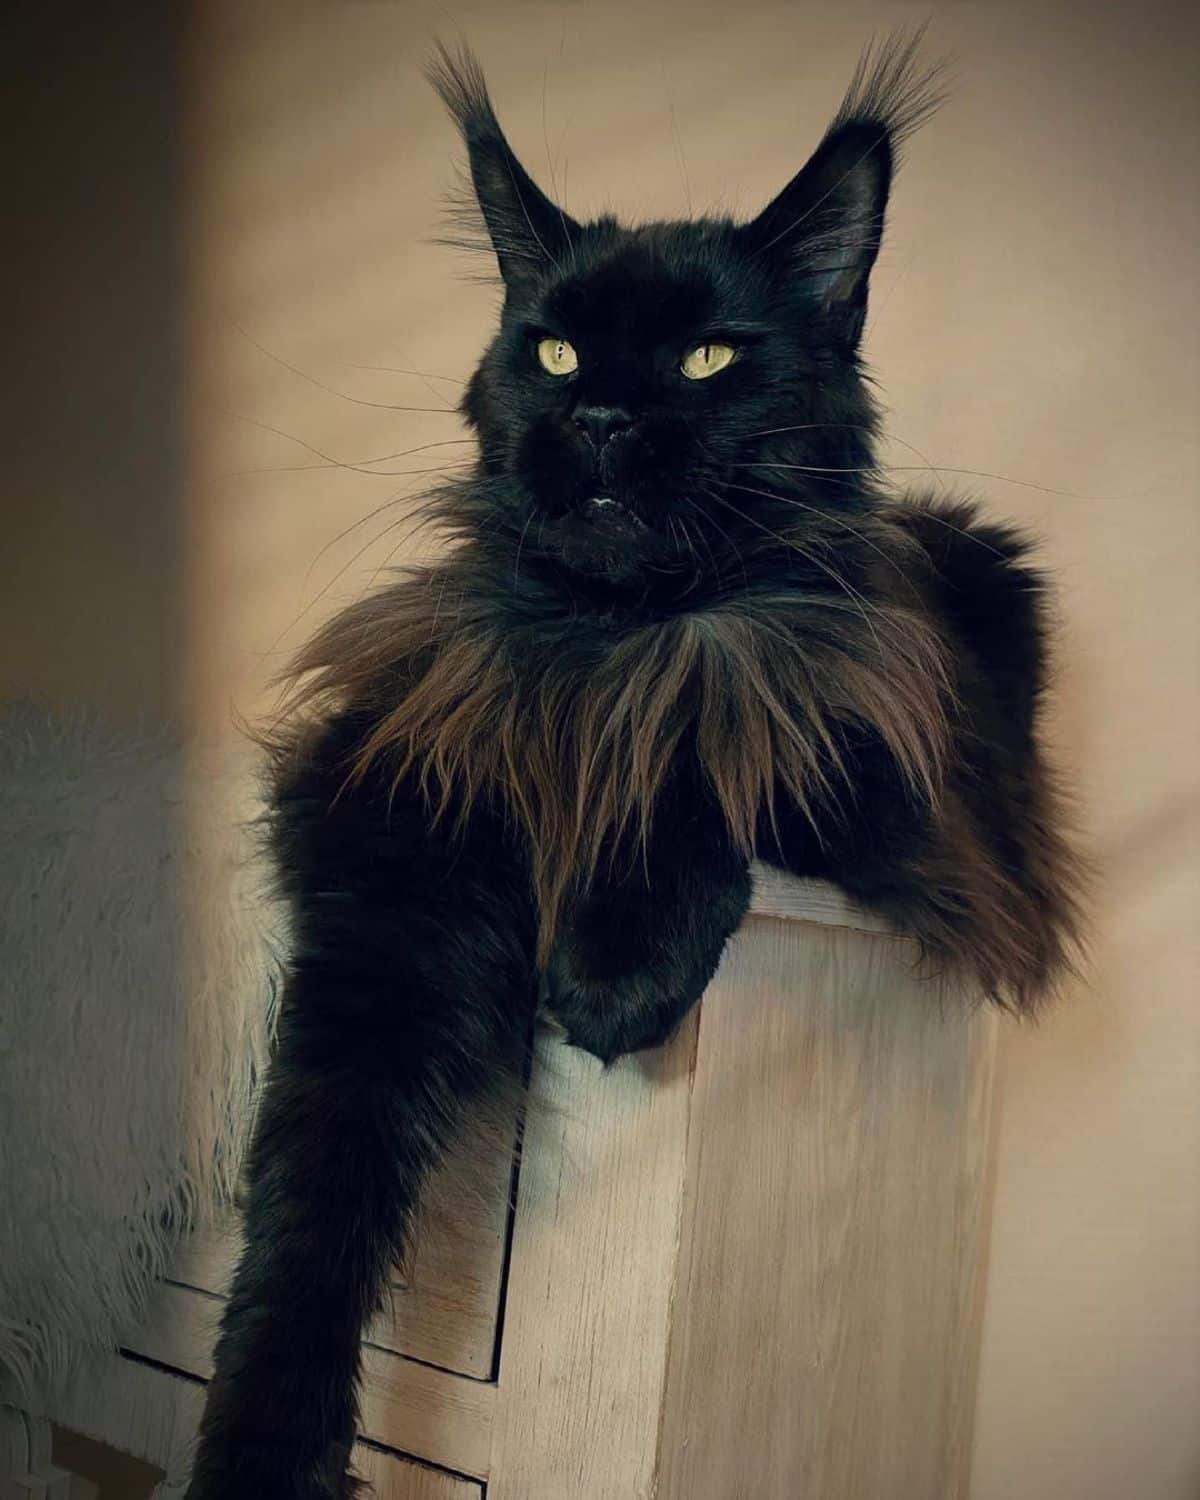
[
  {"xmin": 465, "ymin": 225, "xmax": 827, "ymax": 582},
  {"xmin": 431, "ymin": 40, "xmax": 940, "ymax": 589}
]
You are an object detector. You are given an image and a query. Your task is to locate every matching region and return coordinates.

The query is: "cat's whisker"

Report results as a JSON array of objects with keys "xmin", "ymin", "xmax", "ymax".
[
  {"xmin": 317, "ymin": 460, "xmax": 474, "ymax": 479},
  {"xmin": 699, "ymin": 435, "xmax": 888, "ymax": 579},
  {"xmin": 219, "ymin": 438, "xmax": 474, "ymax": 481},
  {"xmin": 739, "ymin": 458, "xmax": 1120, "ymax": 503},
  {"xmin": 301, "ymin": 487, "xmax": 457, "ymax": 591},
  {"xmin": 750, "ymin": 474, "xmax": 1002, "ymax": 558},
  {"xmin": 680, "ymin": 517, "xmax": 706, "ymax": 581},
  {"xmin": 721, "ymin": 479, "xmax": 909, "ymax": 582},
  {"xmin": 692, "ymin": 431, "xmax": 904, "ymax": 584},
  {"xmin": 345, "ymin": 362, "xmax": 465, "ymax": 385},
  {"xmin": 733, "ymin": 460, "xmax": 877, "ymax": 477},
  {"xmin": 229, "ymin": 322, "xmax": 461, "ymax": 412},
  {"xmin": 226, "ymin": 462, "xmax": 473, "ymax": 486},
  {"xmin": 749, "ymin": 456, "xmax": 1008, "ymax": 559},
  {"xmin": 361, "ymin": 508, "xmax": 454, "ymax": 597},
  {"xmin": 217, "ymin": 410, "xmax": 470, "ymax": 475},
  {"xmin": 684, "ymin": 495, "xmax": 745, "ymax": 593},
  {"xmin": 739, "ymin": 424, "xmax": 1044, "ymax": 524},
  {"xmin": 266, "ymin": 502, "xmax": 441, "ymax": 660},
  {"xmin": 512, "ymin": 510, "xmax": 536, "ymax": 589},
  {"xmin": 669, "ymin": 513, "xmax": 707, "ymax": 596},
  {"xmin": 664, "ymin": 83, "xmax": 694, "ymax": 217},
  {"xmin": 704, "ymin": 487, "xmax": 888, "ymax": 659},
  {"xmin": 541, "ymin": 62, "xmax": 575, "ymax": 255},
  {"xmin": 744, "ymin": 422, "xmax": 876, "ymax": 438}
]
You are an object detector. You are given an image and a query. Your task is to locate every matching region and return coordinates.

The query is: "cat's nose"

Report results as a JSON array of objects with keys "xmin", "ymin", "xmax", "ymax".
[{"xmin": 572, "ymin": 405, "xmax": 633, "ymax": 450}]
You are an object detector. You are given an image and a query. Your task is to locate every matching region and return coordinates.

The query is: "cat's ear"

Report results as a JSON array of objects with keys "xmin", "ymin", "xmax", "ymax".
[
  {"xmin": 740, "ymin": 30, "xmax": 945, "ymax": 347},
  {"xmin": 427, "ymin": 44, "xmax": 579, "ymax": 292}
]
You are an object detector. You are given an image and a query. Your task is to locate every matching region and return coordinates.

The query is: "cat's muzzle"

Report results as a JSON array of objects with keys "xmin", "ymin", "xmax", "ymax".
[{"xmin": 585, "ymin": 495, "xmax": 647, "ymax": 531}]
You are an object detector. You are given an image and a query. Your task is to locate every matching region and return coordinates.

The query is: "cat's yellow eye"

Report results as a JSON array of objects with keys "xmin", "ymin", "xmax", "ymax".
[
  {"xmin": 681, "ymin": 342, "xmax": 736, "ymax": 380},
  {"xmin": 537, "ymin": 337, "xmax": 579, "ymax": 376}
]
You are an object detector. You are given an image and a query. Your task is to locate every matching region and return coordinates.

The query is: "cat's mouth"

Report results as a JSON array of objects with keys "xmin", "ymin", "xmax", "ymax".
[
  {"xmin": 583, "ymin": 496, "xmax": 647, "ymax": 531},
  {"xmin": 539, "ymin": 495, "xmax": 660, "ymax": 582}
]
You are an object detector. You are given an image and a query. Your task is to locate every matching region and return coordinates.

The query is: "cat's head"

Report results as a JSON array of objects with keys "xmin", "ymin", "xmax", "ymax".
[{"xmin": 429, "ymin": 38, "xmax": 942, "ymax": 591}]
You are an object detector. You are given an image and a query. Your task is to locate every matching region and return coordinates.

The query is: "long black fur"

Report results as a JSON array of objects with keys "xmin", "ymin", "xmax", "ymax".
[{"xmin": 187, "ymin": 34, "xmax": 1081, "ymax": 1497}]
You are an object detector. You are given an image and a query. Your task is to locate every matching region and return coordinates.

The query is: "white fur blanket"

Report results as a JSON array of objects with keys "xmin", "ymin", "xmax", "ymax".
[{"xmin": 0, "ymin": 703, "xmax": 283, "ymax": 1397}]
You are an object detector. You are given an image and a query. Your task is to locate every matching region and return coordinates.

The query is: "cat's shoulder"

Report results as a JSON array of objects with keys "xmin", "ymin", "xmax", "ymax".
[{"xmin": 888, "ymin": 491, "xmax": 1056, "ymax": 705}]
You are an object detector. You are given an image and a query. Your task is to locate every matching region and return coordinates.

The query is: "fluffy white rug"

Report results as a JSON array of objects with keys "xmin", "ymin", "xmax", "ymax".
[{"xmin": 0, "ymin": 703, "xmax": 284, "ymax": 1397}]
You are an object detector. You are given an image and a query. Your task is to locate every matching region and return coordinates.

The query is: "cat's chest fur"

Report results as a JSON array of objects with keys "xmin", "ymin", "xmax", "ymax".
[{"xmin": 339, "ymin": 573, "xmax": 950, "ymax": 947}]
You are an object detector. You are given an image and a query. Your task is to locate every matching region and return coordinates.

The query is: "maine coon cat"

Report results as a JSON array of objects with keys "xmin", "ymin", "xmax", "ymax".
[{"xmin": 187, "ymin": 34, "xmax": 1082, "ymax": 1498}]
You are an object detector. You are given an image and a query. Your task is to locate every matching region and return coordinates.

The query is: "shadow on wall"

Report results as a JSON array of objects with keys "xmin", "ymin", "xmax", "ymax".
[{"xmin": 2, "ymin": 7, "xmax": 188, "ymax": 726}]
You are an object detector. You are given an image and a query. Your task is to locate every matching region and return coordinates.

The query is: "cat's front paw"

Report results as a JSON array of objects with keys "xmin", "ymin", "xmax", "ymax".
[
  {"xmin": 543, "ymin": 872, "xmax": 747, "ymax": 1064},
  {"xmin": 541, "ymin": 951, "xmax": 704, "ymax": 1065}
]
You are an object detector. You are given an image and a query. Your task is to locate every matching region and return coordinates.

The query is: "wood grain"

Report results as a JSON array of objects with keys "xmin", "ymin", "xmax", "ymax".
[
  {"xmin": 350, "ymin": 1446, "xmax": 480, "ymax": 1500},
  {"xmin": 653, "ymin": 917, "xmax": 997, "ymax": 1500},
  {"xmin": 486, "ymin": 1017, "xmax": 699, "ymax": 1500},
  {"xmin": 166, "ymin": 1106, "xmax": 517, "ymax": 1379},
  {"xmin": 127, "ymin": 1283, "xmax": 494, "ymax": 1480},
  {"xmin": 747, "ymin": 864, "xmax": 893, "ymax": 932}
]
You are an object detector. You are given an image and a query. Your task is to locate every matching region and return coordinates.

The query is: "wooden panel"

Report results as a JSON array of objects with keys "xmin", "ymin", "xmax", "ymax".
[
  {"xmin": 351, "ymin": 1445, "xmax": 480, "ymax": 1500},
  {"xmin": 486, "ymin": 1016, "xmax": 698, "ymax": 1500},
  {"xmin": 127, "ymin": 1283, "xmax": 494, "ymax": 1480},
  {"xmin": 357, "ymin": 1347, "xmax": 492, "ymax": 1481},
  {"xmin": 166, "ymin": 1106, "xmax": 516, "ymax": 1379},
  {"xmin": 654, "ymin": 917, "xmax": 997, "ymax": 1500},
  {"xmin": 748, "ymin": 864, "xmax": 892, "ymax": 932}
]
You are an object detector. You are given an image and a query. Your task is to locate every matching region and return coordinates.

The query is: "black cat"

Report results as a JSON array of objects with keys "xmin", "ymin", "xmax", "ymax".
[{"xmin": 186, "ymin": 35, "xmax": 1082, "ymax": 1498}]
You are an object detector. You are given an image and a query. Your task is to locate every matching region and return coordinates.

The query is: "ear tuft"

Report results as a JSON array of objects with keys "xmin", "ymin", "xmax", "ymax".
[
  {"xmin": 827, "ymin": 23, "xmax": 949, "ymax": 156},
  {"xmin": 426, "ymin": 42, "xmax": 578, "ymax": 292},
  {"xmin": 743, "ymin": 26, "xmax": 948, "ymax": 346},
  {"xmin": 425, "ymin": 41, "xmax": 496, "ymax": 142}
]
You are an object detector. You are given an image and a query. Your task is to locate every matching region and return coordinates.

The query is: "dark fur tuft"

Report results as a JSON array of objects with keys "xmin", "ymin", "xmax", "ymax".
[
  {"xmin": 827, "ymin": 23, "xmax": 950, "ymax": 152},
  {"xmin": 424, "ymin": 43, "xmax": 509, "ymax": 274},
  {"xmin": 425, "ymin": 41, "xmax": 579, "ymax": 288},
  {"xmin": 424, "ymin": 40, "xmax": 502, "ymax": 149}
]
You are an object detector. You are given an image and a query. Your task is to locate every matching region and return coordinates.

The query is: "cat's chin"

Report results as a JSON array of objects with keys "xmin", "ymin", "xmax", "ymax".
[{"xmin": 540, "ymin": 498, "xmax": 658, "ymax": 583}]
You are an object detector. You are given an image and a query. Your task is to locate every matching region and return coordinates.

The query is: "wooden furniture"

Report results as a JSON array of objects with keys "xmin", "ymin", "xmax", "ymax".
[{"xmin": 15, "ymin": 870, "xmax": 997, "ymax": 1498}]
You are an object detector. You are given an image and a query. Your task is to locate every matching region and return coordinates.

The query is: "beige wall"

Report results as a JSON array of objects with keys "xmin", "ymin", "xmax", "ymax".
[{"xmin": 15, "ymin": 2, "xmax": 1194, "ymax": 1494}]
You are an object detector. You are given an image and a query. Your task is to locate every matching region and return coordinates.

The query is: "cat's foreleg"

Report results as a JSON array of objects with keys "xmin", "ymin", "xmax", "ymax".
[
  {"xmin": 186, "ymin": 756, "xmax": 535, "ymax": 1499},
  {"xmin": 543, "ymin": 796, "xmax": 750, "ymax": 1064}
]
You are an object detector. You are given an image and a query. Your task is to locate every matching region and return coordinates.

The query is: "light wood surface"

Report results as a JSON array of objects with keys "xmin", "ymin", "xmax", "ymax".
[
  {"xmin": 486, "ymin": 1016, "xmax": 699, "ymax": 1500},
  {"xmin": 748, "ymin": 866, "xmax": 893, "ymax": 932},
  {"xmin": 350, "ymin": 1446, "xmax": 480, "ymax": 1500},
  {"xmin": 656, "ymin": 918, "xmax": 996, "ymax": 1500},
  {"xmin": 482, "ymin": 909, "xmax": 996, "ymax": 1500}
]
